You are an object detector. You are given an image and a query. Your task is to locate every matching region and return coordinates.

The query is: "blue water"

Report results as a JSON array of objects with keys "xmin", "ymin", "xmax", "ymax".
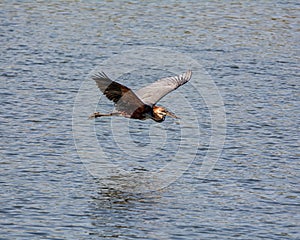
[{"xmin": 1, "ymin": 1, "xmax": 299, "ymax": 239}]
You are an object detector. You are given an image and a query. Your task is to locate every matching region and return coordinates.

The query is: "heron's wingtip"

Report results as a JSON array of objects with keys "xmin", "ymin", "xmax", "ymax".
[
  {"xmin": 183, "ymin": 69, "xmax": 192, "ymax": 81},
  {"xmin": 187, "ymin": 69, "xmax": 192, "ymax": 75},
  {"xmin": 91, "ymin": 71, "xmax": 109, "ymax": 81}
]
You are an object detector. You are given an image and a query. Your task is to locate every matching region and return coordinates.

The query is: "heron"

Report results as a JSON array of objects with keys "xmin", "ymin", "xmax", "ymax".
[{"xmin": 89, "ymin": 70, "xmax": 192, "ymax": 122}]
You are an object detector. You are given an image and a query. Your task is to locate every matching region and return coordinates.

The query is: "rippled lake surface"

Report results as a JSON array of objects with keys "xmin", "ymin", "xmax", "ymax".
[{"xmin": 1, "ymin": 1, "xmax": 299, "ymax": 239}]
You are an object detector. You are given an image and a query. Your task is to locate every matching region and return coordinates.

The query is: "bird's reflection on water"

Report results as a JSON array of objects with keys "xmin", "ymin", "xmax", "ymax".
[
  {"xmin": 92, "ymin": 184, "xmax": 162, "ymax": 207},
  {"xmin": 89, "ymin": 180, "xmax": 165, "ymax": 238},
  {"xmin": 91, "ymin": 171, "xmax": 165, "ymax": 194}
]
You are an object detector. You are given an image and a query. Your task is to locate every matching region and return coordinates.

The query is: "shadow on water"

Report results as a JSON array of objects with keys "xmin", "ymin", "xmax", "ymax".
[
  {"xmin": 92, "ymin": 183, "xmax": 162, "ymax": 208},
  {"xmin": 87, "ymin": 170, "xmax": 174, "ymax": 194},
  {"xmin": 88, "ymin": 182, "xmax": 164, "ymax": 239}
]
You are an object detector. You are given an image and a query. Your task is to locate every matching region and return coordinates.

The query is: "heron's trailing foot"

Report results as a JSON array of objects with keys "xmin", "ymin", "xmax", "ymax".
[
  {"xmin": 88, "ymin": 112, "xmax": 120, "ymax": 119},
  {"xmin": 88, "ymin": 112, "xmax": 102, "ymax": 119}
]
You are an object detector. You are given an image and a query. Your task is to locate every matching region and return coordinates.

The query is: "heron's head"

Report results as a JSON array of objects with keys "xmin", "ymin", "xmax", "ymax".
[{"xmin": 152, "ymin": 106, "xmax": 179, "ymax": 122}]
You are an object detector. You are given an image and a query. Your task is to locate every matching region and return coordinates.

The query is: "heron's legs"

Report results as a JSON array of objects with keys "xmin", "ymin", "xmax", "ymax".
[{"xmin": 88, "ymin": 112, "xmax": 120, "ymax": 119}]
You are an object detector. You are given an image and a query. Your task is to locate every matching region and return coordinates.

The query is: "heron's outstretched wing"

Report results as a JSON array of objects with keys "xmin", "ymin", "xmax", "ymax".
[
  {"xmin": 135, "ymin": 70, "xmax": 192, "ymax": 106},
  {"xmin": 92, "ymin": 72, "xmax": 145, "ymax": 114}
]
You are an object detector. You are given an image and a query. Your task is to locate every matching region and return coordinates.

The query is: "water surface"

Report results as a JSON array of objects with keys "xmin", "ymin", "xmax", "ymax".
[{"xmin": 1, "ymin": 1, "xmax": 299, "ymax": 239}]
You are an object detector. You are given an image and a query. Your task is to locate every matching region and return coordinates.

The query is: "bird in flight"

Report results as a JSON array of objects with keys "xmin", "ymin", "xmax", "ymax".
[{"xmin": 89, "ymin": 70, "xmax": 192, "ymax": 122}]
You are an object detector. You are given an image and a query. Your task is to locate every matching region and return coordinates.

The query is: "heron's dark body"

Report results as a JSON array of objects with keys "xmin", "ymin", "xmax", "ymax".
[{"xmin": 130, "ymin": 104, "xmax": 152, "ymax": 120}]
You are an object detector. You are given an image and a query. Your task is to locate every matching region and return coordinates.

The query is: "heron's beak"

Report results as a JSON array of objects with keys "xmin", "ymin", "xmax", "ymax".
[{"xmin": 166, "ymin": 110, "xmax": 179, "ymax": 119}]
